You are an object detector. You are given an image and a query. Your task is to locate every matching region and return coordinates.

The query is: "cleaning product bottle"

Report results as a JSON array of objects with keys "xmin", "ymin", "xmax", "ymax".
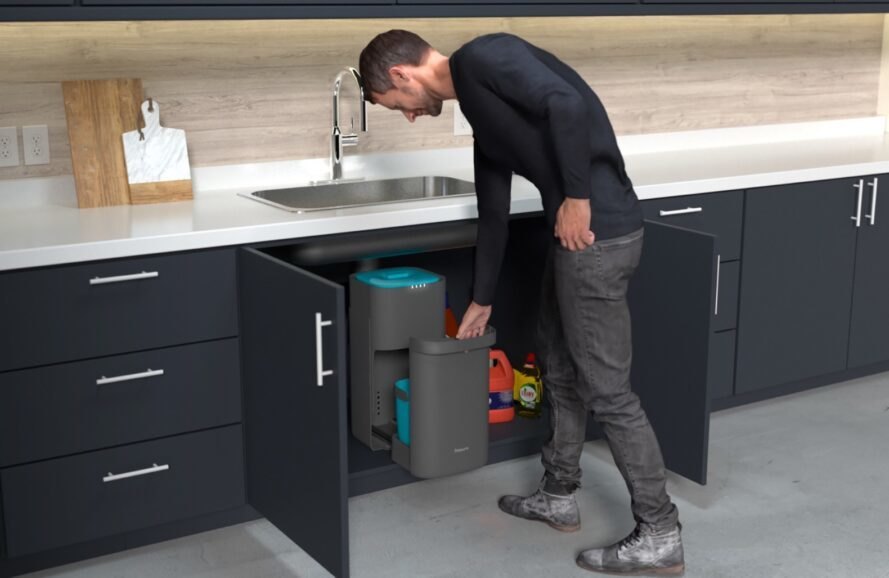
[
  {"xmin": 513, "ymin": 353, "xmax": 543, "ymax": 418},
  {"xmin": 488, "ymin": 349, "xmax": 514, "ymax": 423},
  {"xmin": 444, "ymin": 292, "xmax": 459, "ymax": 338}
]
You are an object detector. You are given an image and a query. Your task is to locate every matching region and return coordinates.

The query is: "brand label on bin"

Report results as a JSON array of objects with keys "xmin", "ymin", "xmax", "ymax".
[{"xmin": 489, "ymin": 391, "xmax": 514, "ymax": 410}]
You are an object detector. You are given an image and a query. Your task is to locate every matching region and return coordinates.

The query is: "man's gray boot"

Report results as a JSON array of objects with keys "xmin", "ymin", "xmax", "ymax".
[
  {"xmin": 497, "ymin": 478, "xmax": 581, "ymax": 532},
  {"xmin": 576, "ymin": 522, "xmax": 684, "ymax": 576}
]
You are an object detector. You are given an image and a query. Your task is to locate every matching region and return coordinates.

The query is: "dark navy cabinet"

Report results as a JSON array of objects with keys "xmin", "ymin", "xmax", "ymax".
[
  {"xmin": 0, "ymin": 249, "xmax": 238, "ymax": 374},
  {"xmin": 0, "ymin": 249, "xmax": 248, "ymax": 578},
  {"xmin": 2, "ymin": 426, "xmax": 245, "ymax": 558},
  {"xmin": 397, "ymin": 0, "xmax": 632, "ymax": 3},
  {"xmin": 1, "ymin": 174, "xmax": 885, "ymax": 576},
  {"xmin": 81, "ymin": 0, "xmax": 388, "ymax": 4},
  {"xmin": 0, "ymin": 0, "xmax": 70, "ymax": 4},
  {"xmin": 234, "ymin": 212, "xmax": 717, "ymax": 578},
  {"xmin": 848, "ymin": 174, "xmax": 889, "ymax": 369},
  {"xmin": 2, "ymin": 0, "xmax": 887, "ymax": 21},
  {"xmin": 238, "ymin": 248, "xmax": 350, "ymax": 578},
  {"xmin": 642, "ymin": 0, "xmax": 831, "ymax": 3},
  {"xmin": 642, "ymin": 190, "xmax": 744, "ymax": 402},
  {"xmin": 736, "ymin": 179, "xmax": 856, "ymax": 393},
  {"xmin": 0, "ymin": 339, "xmax": 243, "ymax": 467},
  {"xmin": 625, "ymin": 220, "xmax": 716, "ymax": 484},
  {"xmin": 735, "ymin": 176, "xmax": 884, "ymax": 394}
]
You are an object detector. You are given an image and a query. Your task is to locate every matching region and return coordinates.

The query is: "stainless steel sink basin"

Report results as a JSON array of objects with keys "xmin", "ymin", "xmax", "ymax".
[{"xmin": 239, "ymin": 176, "xmax": 476, "ymax": 213}]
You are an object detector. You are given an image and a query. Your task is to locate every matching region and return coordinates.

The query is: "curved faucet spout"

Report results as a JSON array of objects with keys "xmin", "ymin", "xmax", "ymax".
[
  {"xmin": 333, "ymin": 67, "xmax": 368, "ymax": 133},
  {"xmin": 329, "ymin": 67, "xmax": 369, "ymax": 182}
]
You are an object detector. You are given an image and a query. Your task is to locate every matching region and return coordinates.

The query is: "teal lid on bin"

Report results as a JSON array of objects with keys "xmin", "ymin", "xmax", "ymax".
[{"xmin": 354, "ymin": 267, "xmax": 441, "ymax": 289}]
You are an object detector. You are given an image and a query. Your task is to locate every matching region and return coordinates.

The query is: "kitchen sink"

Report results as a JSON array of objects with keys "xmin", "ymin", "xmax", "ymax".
[{"xmin": 239, "ymin": 176, "xmax": 476, "ymax": 213}]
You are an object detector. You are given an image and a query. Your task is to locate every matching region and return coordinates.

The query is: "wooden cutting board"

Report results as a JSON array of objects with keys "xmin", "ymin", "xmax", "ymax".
[{"xmin": 62, "ymin": 78, "xmax": 143, "ymax": 208}]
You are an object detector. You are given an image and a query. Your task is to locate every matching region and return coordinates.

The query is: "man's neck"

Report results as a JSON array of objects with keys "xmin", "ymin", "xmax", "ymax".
[{"xmin": 423, "ymin": 51, "xmax": 456, "ymax": 101}]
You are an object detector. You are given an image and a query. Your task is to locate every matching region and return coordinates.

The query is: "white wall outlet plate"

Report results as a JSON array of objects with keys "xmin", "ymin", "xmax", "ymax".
[
  {"xmin": 453, "ymin": 102, "xmax": 473, "ymax": 136},
  {"xmin": 0, "ymin": 126, "xmax": 20, "ymax": 168},
  {"xmin": 23, "ymin": 125, "xmax": 50, "ymax": 166}
]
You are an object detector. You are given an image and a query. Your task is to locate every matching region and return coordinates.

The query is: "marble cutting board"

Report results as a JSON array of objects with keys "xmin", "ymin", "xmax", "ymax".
[{"xmin": 122, "ymin": 99, "xmax": 193, "ymax": 204}]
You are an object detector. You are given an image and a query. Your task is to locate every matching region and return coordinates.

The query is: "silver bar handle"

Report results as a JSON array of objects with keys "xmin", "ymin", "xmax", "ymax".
[
  {"xmin": 96, "ymin": 368, "xmax": 164, "ymax": 386},
  {"xmin": 866, "ymin": 177, "xmax": 878, "ymax": 226},
  {"xmin": 659, "ymin": 207, "xmax": 703, "ymax": 217},
  {"xmin": 852, "ymin": 179, "xmax": 864, "ymax": 228},
  {"xmin": 315, "ymin": 312, "xmax": 334, "ymax": 387},
  {"xmin": 90, "ymin": 271, "xmax": 159, "ymax": 286},
  {"xmin": 103, "ymin": 463, "xmax": 169, "ymax": 483},
  {"xmin": 714, "ymin": 256, "xmax": 721, "ymax": 316}
]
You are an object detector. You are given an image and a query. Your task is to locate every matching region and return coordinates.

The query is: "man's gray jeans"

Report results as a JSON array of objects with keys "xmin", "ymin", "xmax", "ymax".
[{"xmin": 537, "ymin": 226, "xmax": 679, "ymax": 530}]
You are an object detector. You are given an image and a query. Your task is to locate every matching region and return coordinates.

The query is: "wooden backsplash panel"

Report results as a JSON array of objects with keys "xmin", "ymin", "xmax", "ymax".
[{"xmin": 0, "ymin": 15, "xmax": 882, "ymax": 180}]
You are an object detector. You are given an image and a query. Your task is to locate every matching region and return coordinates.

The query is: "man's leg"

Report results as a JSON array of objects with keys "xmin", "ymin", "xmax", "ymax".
[
  {"xmin": 537, "ymin": 244, "xmax": 590, "ymax": 493},
  {"xmin": 497, "ymin": 244, "xmax": 584, "ymax": 532},
  {"xmin": 552, "ymin": 228, "xmax": 684, "ymax": 575}
]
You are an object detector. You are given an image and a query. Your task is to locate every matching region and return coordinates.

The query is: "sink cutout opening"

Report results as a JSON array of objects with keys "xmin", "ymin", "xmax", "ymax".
[{"xmin": 241, "ymin": 176, "xmax": 477, "ymax": 213}]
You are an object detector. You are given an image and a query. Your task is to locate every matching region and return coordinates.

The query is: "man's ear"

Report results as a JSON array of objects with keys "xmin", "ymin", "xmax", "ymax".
[{"xmin": 388, "ymin": 65, "xmax": 411, "ymax": 88}]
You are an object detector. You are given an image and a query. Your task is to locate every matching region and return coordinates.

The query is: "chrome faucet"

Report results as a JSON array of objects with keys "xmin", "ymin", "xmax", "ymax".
[{"xmin": 328, "ymin": 67, "xmax": 368, "ymax": 182}]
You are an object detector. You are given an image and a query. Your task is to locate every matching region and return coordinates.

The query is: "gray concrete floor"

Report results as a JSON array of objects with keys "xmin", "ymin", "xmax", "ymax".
[{"xmin": 25, "ymin": 372, "xmax": 889, "ymax": 578}]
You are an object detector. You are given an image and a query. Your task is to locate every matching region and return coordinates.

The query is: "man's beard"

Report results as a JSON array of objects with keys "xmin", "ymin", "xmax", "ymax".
[
  {"xmin": 426, "ymin": 98, "xmax": 443, "ymax": 117},
  {"xmin": 409, "ymin": 85, "xmax": 443, "ymax": 117}
]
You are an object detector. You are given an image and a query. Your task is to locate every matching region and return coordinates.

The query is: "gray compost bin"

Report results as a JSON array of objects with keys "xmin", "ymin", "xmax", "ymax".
[{"xmin": 349, "ymin": 267, "xmax": 495, "ymax": 479}]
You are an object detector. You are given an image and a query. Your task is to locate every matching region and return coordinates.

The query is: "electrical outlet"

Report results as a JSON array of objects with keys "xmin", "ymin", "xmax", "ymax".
[
  {"xmin": 0, "ymin": 126, "xmax": 20, "ymax": 168},
  {"xmin": 23, "ymin": 125, "xmax": 50, "ymax": 166},
  {"xmin": 453, "ymin": 102, "xmax": 473, "ymax": 136}
]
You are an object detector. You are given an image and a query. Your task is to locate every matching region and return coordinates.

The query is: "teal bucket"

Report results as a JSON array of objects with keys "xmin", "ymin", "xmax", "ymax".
[{"xmin": 395, "ymin": 378, "xmax": 410, "ymax": 446}]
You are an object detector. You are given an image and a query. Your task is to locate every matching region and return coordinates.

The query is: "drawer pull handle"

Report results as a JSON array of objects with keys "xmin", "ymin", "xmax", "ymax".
[
  {"xmin": 852, "ymin": 179, "xmax": 864, "ymax": 228},
  {"xmin": 89, "ymin": 271, "xmax": 159, "ymax": 286},
  {"xmin": 316, "ymin": 312, "xmax": 334, "ymax": 387},
  {"xmin": 659, "ymin": 207, "xmax": 703, "ymax": 217},
  {"xmin": 866, "ymin": 177, "xmax": 878, "ymax": 226},
  {"xmin": 714, "ymin": 256, "xmax": 721, "ymax": 316},
  {"xmin": 103, "ymin": 463, "xmax": 170, "ymax": 483},
  {"xmin": 96, "ymin": 368, "xmax": 164, "ymax": 386}
]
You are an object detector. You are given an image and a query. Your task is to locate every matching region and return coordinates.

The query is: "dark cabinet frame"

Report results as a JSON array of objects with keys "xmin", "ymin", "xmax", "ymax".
[
  {"xmin": 5, "ymin": 176, "xmax": 887, "ymax": 575},
  {"xmin": 2, "ymin": 0, "xmax": 887, "ymax": 21},
  {"xmin": 235, "ymin": 213, "xmax": 715, "ymax": 576}
]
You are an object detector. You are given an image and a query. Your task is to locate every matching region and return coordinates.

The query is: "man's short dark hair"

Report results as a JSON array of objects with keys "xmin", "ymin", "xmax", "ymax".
[{"xmin": 359, "ymin": 29, "xmax": 432, "ymax": 101}]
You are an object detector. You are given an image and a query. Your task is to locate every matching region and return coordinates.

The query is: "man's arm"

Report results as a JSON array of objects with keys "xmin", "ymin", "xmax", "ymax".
[{"xmin": 457, "ymin": 141, "xmax": 511, "ymax": 339}]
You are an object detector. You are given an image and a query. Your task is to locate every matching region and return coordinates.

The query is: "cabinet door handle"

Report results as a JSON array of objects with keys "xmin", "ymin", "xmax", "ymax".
[
  {"xmin": 96, "ymin": 368, "xmax": 164, "ymax": 386},
  {"xmin": 852, "ymin": 179, "xmax": 864, "ymax": 228},
  {"xmin": 659, "ymin": 207, "xmax": 703, "ymax": 217},
  {"xmin": 90, "ymin": 271, "xmax": 159, "ymax": 286},
  {"xmin": 866, "ymin": 177, "xmax": 878, "ymax": 226},
  {"xmin": 315, "ymin": 312, "xmax": 334, "ymax": 387},
  {"xmin": 103, "ymin": 463, "xmax": 170, "ymax": 483},
  {"xmin": 714, "ymin": 256, "xmax": 721, "ymax": 317}
]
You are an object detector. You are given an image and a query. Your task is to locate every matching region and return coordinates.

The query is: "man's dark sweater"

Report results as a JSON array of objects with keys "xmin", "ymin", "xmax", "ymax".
[{"xmin": 449, "ymin": 33, "xmax": 643, "ymax": 306}]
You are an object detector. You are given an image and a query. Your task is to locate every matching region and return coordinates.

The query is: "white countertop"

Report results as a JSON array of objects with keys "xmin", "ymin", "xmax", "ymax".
[{"xmin": 2, "ymin": 117, "xmax": 888, "ymax": 272}]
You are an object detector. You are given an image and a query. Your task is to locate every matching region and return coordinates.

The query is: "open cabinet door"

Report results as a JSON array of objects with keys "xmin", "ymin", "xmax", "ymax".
[
  {"xmin": 239, "ymin": 248, "xmax": 349, "ymax": 578},
  {"xmin": 626, "ymin": 220, "xmax": 716, "ymax": 484}
]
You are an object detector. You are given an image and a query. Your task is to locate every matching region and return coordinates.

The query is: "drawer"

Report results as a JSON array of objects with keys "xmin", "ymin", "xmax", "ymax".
[
  {"xmin": 0, "ymin": 339, "xmax": 242, "ymax": 467},
  {"xmin": 1, "ymin": 425, "xmax": 245, "ymax": 557},
  {"xmin": 714, "ymin": 260, "xmax": 740, "ymax": 332},
  {"xmin": 0, "ymin": 249, "xmax": 237, "ymax": 373},
  {"xmin": 708, "ymin": 330, "xmax": 736, "ymax": 401},
  {"xmin": 642, "ymin": 190, "xmax": 743, "ymax": 261}
]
